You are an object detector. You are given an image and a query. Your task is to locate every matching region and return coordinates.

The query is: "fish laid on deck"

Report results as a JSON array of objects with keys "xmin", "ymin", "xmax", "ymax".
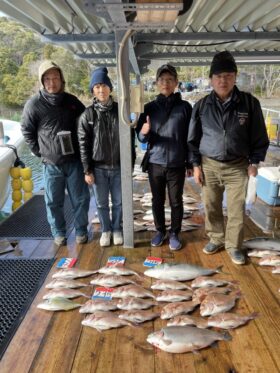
[
  {"xmin": 206, "ymin": 312, "xmax": 258, "ymax": 329},
  {"xmin": 118, "ymin": 310, "xmax": 160, "ymax": 324},
  {"xmin": 79, "ymin": 299, "xmax": 119, "ymax": 313},
  {"xmin": 52, "ymin": 268, "xmax": 95, "ymax": 279},
  {"xmin": 144, "ymin": 263, "xmax": 225, "ymax": 281},
  {"xmin": 272, "ymin": 266, "xmax": 280, "ymax": 274},
  {"xmin": 147, "ymin": 326, "xmax": 231, "ymax": 353},
  {"xmin": 156, "ymin": 289, "xmax": 193, "ymax": 302},
  {"xmin": 243, "ymin": 237, "xmax": 280, "ymax": 251},
  {"xmin": 46, "ymin": 279, "xmax": 89, "ymax": 289},
  {"xmin": 191, "ymin": 276, "xmax": 237, "ymax": 289},
  {"xmin": 247, "ymin": 249, "xmax": 280, "ymax": 258},
  {"xmin": 200, "ymin": 291, "xmax": 241, "ymax": 316},
  {"xmin": 81, "ymin": 312, "xmax": 133, "ymax": 331},
  {"xmin": 167, "ymin": 315, "xmax": 208, "ymax": 328},
  {"xmin": 151, "ymin": 279, "xmax": 192, "ymax": 291},
  {"xmin": 37, "ymin": 297, "xmax": 82, "ymax": 311},
  {"xmin": 192, "ymin": 286, "xmax": 235, "ymax": 303},
  {"xmin": 43, "ymin": 288, "xmax": 89, "ymax": 299},
  {"xmin": 111, "ymin": 284, "xmax": 155, "ymax": 299},
  {"xmin": 116, "ymin": 297, "xmax": 158, "ymax": 310},
  {"xmin": 90, "ymin": 274, "xmax": 137, "ymax": 287},
  {"xmin": 259, "ymin": 255, "xmax": 280, "ymax": 266},
  {"xmin": 160, "ymin": 300, "xmax": 199, "ymax": 319},
  {"xmin": 93, "ymin": 266, "xmax": 141, "ymax": 277}
]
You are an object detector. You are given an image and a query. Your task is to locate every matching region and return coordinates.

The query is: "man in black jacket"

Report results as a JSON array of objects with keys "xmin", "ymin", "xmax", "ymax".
[
  {"xmin": 21, "ymin": 60, "xmax": 90, "ymax": 246},
  {"xmin": 136, "ymin": 64, "xmax": 192, "ymax": 251},
  {"xmin": 188, "ymin": 51, "xmax": 269, "ymax": 264}
]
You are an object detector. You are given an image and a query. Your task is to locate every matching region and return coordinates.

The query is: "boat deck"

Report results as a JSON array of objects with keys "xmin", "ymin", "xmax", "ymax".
[{"xmin": 0, "ymin": 180, "xmax": 280, "ymax": 373}]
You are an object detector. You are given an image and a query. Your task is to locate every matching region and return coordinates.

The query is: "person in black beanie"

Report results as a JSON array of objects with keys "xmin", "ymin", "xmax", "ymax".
[
  {"xmin": 136, "ymin": 64, "xmax": 192, "ymax": 251},
  {"xmin": 188, "ymin": 51, "xmax": 269, "ymax": 265},
  {"xmin": 78, "ymin": 67, "xmax": 124, "ymax": 247}
]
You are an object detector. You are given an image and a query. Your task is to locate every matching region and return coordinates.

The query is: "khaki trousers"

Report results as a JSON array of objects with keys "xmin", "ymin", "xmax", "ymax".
[{"xmin": 202, "ymin": 157, "xmax": 248, "ymax": 250}]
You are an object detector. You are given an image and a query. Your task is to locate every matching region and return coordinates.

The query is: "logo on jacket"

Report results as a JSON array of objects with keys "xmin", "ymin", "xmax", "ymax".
[{"xmin": 237, "ymin": 112, "xmax": 248, "ymax": 126}]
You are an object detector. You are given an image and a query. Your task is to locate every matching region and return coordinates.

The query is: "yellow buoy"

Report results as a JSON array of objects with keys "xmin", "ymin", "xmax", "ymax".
[
  {"xmin": 23, "ymin": 192, "xmax": 33, "ymax": 201},
  {"xmin": 20, "ymin": 167, "xmax": 32, "ymax": 180},
  {"xmin": 10, "ymin": 167, "xmax": 21, "ymax": 179},
  {"xmin": 12, "ymin": 201, "xmax": 22, "ymax": 210},
  {"xmin": 22, "ymin": 179, "xmax": 33, "ymax": 193},
  {"xmin": 12, "ymin": 190, "xmax": 22, "ymax": 202},
  {"xmin": 11, "ymin": 178, "xmax": 22, "ymax": 190}
]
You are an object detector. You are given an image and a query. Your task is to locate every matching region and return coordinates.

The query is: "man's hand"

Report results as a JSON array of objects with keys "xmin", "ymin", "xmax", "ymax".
[
  {"xmin": 140, "ymin": 115, "xmax": 151, "ymax": 135},
  {"xmin": 193, "ymin": 166, "xmax": 204, "ymax": 186},
  {"xmin": 186, "ymin": 169, "xmax": 193, "ymax": 178},
  {"xmin": 248, "ymin": 165, "xmax": 258, "ymax": 177},
  {"xmin": 85, "ymin": 173, "xmax": 95, "ymax": 185}
]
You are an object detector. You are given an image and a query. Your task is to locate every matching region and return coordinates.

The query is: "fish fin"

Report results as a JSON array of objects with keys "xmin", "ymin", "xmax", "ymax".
[
  {"xmin": 162, "ymin": 338, "xmax": 173, "ymax": 346},
  {"xmin": 216, "ymin": 266, "xmax": 230, "ymax": 275},
  {"xmin": 222, "ymin": 331, "xmax": 232, "ymax": 341}
]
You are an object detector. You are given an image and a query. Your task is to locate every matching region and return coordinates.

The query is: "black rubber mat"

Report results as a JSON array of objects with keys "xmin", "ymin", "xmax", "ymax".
[
  {"xmin": 0, "ymin": 194, "xmax": 74, "ymax": 240},
  {"xmin": 0, "ymin": 258, "xmax": 55, "ymax": 359}
]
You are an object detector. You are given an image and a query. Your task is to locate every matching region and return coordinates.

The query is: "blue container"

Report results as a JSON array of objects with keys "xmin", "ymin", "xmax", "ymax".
[
  {"xmin": 140, "ymin": 142, "xmax": 148, "ymax": 151},
  {"xmin": 256, "ymin": 167, "xmax": 280, "ymax": 206}
]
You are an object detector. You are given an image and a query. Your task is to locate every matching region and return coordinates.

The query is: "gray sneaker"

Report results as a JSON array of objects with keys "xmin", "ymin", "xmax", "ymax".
[
  {"xmin": 203, "ymin": 242, "xmax": 223, "ymax": 255},
  {"xmin": 54, "ymin": 236, "xmax": 66, "ymax": 246},
  {"xmin": 227, "ymin": 249, "xmax": 246, "ymax": 265},
  {"xmin": 76, "ymin": 235, "xmax": 88, "ymax": 244}
]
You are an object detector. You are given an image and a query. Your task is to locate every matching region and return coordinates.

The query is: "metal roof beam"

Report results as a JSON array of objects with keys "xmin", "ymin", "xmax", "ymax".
[
  {"xmin": 135, "ymin": 31, "xmax": 280, "ymax": 42},
  {"xmin": 75, "ymin": 52, "xmax": 115, "ymax": 59},
  {"xmin": 41, "ymin": 33, "xmax": 115, "ymax": 44},
  {"xmin": 140, "ymin": 51, "xmax": 280, "ymax": 59},
  {"xmin": 172, "ymin": 60, "xmax": 280, "ymax": 66}
]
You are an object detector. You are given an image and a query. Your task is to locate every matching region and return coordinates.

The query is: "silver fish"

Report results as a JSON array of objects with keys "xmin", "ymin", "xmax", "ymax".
[
  {"xmin": 52, "ymin": 268, "xmax": 95, "ymax": 279},
  {"xmin": 93, "ymin": 266, "xmax": 141, "ymax": 277},
  {"xmin": 117, "ymin": 297, "xmax": 158, "ymax": 310},
  {"xmin": 191, "ymin": 276, "xmax": 237, "ymax": 289},
  {"xmin": 207, "ymin": 312, "xmax": 258, "ymax": 329},
  {"xmin": 37, "ymin": 297, "xmax": 81, "ymax": 311},
  {"xmin": 200, "ymin": 291, "xmax": 241, "ymax": 317},
  {"xmin": 167, "ymin": 315, "xmax": 208, "ymax": 328},
  {"xmin": 147, "ymin": 326, "xmax": 231, "ymax": 353},
  {"xmin": 111, "ymin": 284, "xmax": 155, "ymax": 299},
  {"xmin": 46, "ymin": 279, "xmax": 88, "ymax": 289},
  {"xmin": 118, "ymin": 310, "xmax": 160, "ymax": 323},
  {"xmin": 156, "ymin": 290, "xmax": 193, "ymax": 302},
  {"xmin": 248, "ymin": 249, "xmax": 280, "ymax": 258},
  {"xmin": 79, "ymin": 299, "xmax": 119, "ymax": 313},
  {"xmin": 151, "ymin": 279, "xmax": 192, "ymax": 291},
  {"xmin": 144, "ymin": 263, "xmax": 225, "ymax": 281},
  {"xmin": 161, "ymin": 300, "xmax": 199, "ymax": 319},
  {"xmin": 43, "ymin": 288, "xmax": 89, "ymax": 299},
  {"xmin": 90, "ymin": 274, "xmax": 136, "ymax": 287},
  {"xmin": 259, "ymin": 255, "xmax": 280, "ymax": 266},
  {"xmin": 272, "ymin": 266, "xmax": 280, "ymax": 274},
  {"xmin": 81, "ymin": 312, "xmax": 132, "ymax": 331},
  {"xmin": 243, "ymin": 237, "xmax": 280, "ymax": 251}
]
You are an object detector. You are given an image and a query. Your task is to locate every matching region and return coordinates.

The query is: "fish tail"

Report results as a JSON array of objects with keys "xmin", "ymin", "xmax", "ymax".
[
  {"xmin": 215, "ymin": 265, "xmax": 230, "ymax": 275},
  {"xmin": 249, "ymin": 312, "xmax": 259, "ymax": 319},
  {"xmin": 222, "ymin": 331, "xmax": 232, "ymax": 341}
]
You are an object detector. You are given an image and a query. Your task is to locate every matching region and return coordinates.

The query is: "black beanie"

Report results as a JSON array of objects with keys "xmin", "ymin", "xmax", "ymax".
[
  {"xmin": 209, "ymin": 51, "xmax": 237, "ymax": 77},
  {"xmin": 89, "ymin": 67, "xmax": 113, "ymax": 92}
]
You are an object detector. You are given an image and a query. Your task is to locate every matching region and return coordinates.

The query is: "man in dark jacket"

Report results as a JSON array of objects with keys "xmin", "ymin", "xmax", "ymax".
[
  {"xmin": 188, "ymin": 51, "xmax": 269, "ymax": 264},
  {"xmin": 21, "ymin": 60, "xmax": 90, "ymax": 246},
  {"xmin": 136, "ymin": 64, "xmax": 192, "ymax": 251}
]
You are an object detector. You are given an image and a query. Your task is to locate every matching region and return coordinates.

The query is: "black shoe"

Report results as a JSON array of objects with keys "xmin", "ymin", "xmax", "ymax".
[
  {"xmin": 227, "ymin": 249, "xmax": 246, "ymax": 265},
  {"xmin": 203, "ymin": 242, "xmax": 223, "ymax": 255}
]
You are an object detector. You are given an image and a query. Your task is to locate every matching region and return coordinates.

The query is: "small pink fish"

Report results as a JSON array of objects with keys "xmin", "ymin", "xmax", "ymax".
[
  {"xmin": 272, "ymin": 266, "xmax": 280, "ymax": 274},
  {"xmin": 192, "ymin": 286, "xmax": 234, "ymax": 303},
  {"xmin": 248, "ymin": 249, "xmax": 280, "ymax": 258},
  {"xmin": 117, "ymin": 297, "xmax": 158, "ymax": 310},
  {"xmin": 167, "ymin": 315, "xmax": 208, "ymax": 328},
  {"xmin": 160, "ymin": 300, "xmax": 199, "ymax": 319},
  {"xmin": 151, "ymin": 279, "xmax": 191, "ymax": 291},
  {"xmin": 81, "ymin": 312, "xmax": 133, "ymax": 331},
  {"xmin": 156, "ymin": 289, "xmax": 193, "ymax": 302},
  {"xmin": 191, "ymin": 276, "xmax": 238, "ymax": 289},
  {"xmin": 43, "ymin": 288, "xmax": 89, "ymax": 299},
  {"xmin": 207, "ymin": 312, "xmax": 258, "ymax": 329},
  {"xmin": 111, "ymin": 284, "xmax": 155, "ymax": 299},
  {"xmin": 118, "ymin": 310, "xmax": 160, "ymax": 323},
  {"xmin": 90, "ymin": 274, "xmax": 136, "ymax": 287},
  {"xmin": 259, "ymin": 255, "xmax": 280, "ymax": 267},
  {"xmin": 200, "ymin": 291, "xmax": 241, "ymax": 317},
  {"xmin": 79, "ymin": 299, "xmax": 119, "ymax": 313}
]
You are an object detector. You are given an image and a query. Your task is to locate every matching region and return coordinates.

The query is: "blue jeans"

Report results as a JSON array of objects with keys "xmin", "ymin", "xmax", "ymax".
[
  {"xmin": 93, "ymin": 167, "xmax": 122, "ymax": 232},
  {"xmin": 43, "ymin": 161, "xmax": 90, "ymax": 238}
]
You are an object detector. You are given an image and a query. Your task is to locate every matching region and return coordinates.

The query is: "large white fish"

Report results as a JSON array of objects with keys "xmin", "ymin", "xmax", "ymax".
[
  {"xmin": 117, "ymin": 297, "xmax": 158, "ymax": 310},
  {"xmin": 167, "ymin": 315, "xmax": 208, "ymax": 328},
  {"xmin": 144, "ymin": 263, "xmax": 225, "ymax": 281},
  {"xmin": 111, "ymin": 284, "xmax": 155, "ymax": 299},
  {"xmin": 81, "ymin": 312, "xmax": 133, "ymax": 331},
  {"xmin": 200, "ymin": 291, "xmax": 241, "ymax": 317},
  {"xmin": 43, "ymin": 288, "xmax": 89, "ymax": 299},
  {"xmin": 93, "ymin": 266, "xmax": 141, "ymax": 277},
  {"xmin": 156, "ymin": 290, "xmax": 193, "ymax": 302},
  {"xmin": 37, "ymin": 297, "xmax": 81, "ymax": 311},
  {"xmin": 46, "ymin": 279, "xmax": 88, "ymax": 289},
  {"xmin": 151, "ymin": 279, "xmax": 191, "ymax": 291},
  {"xmin": 191, "ymin": 276, "xmax": 237, "ymax": 289},
  {"xmin": 147, "ymin": 326, "xmax": 231, "ymax": 353},
  {"xmin": 161, "ymin": 300, "xmax": 199, "ymax": 319},
  {"xmin": 52, "ymin": 268, "xmax": 95, "ymax": 279},
  {"xmin": 207, "ymin": 312, "xmax": 258, "ymax": 329},
  {"xmin": 118, "ymin": 310, "xmax": 160, "ymax": 323},
  {"xmin": 243, "ymin": 237, "xmax": 280, "ymax": 251},
  {"xmin": 79, "ymin": 299, "xmax": 119, "ymax": 313},
  {"xmin": 259, "ymin": 255, "xmax": 280, "ymax": 267},
  {"xmin": 90, "ymin": 274, "xmax": 137, "ymax": 287}
]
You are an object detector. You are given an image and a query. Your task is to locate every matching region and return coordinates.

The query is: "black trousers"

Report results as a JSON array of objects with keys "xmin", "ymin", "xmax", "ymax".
[{"xmin": 148, "ymin": 163, "xmax": 186, "ymax": 234}]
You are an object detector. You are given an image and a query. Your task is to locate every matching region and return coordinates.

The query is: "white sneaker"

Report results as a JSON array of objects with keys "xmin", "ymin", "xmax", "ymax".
[
  {"xmin": 100, "ymin": 231, "xmax": 111, "ymax": 247},
  {"xmin": 113, "ymin": 231, "xmax": 123, "ymax": 245}
]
